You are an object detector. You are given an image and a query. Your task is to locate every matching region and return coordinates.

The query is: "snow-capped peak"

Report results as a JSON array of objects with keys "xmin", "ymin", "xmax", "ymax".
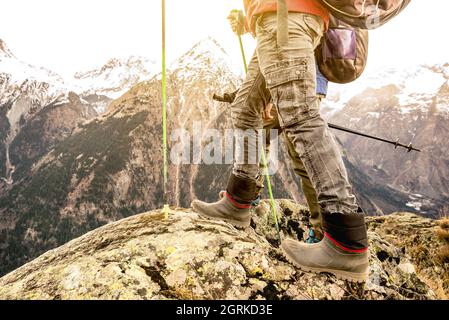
[
  {"xmin": 72, "ymin": 56, "xmax": 156, "ymax": 99},
  {"xmin": 0, "ymin": 39, "xmax": 14, "ymax": 58},
  {"xmin": 323, "ymin": 64, "xmax": 449, "ymax": 117},
  {"xmin": 0, "ymin": 38, "xmax": 157, "ymax": 114},
  {"xmin": 169, "ymin": 36, "xmax": 243, "ymax": 80},
  {"xmin": 74, "ymin": 56, "xmax": 155, "ymax": 80},
  {"xmin": 0, "ymin": 39, "xmax": 67, "ymax": 106},
  {"xmin": 181, "ymin": 37, "xmax": 229, "ymax": 61}
]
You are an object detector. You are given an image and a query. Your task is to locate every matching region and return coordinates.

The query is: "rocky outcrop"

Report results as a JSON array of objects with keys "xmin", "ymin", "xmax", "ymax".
[
  {"xmin": 0, "ymin": 200, "xmax": 438, "ymax": 300},
  {"xmin": 367, "ymin": 213, "xmax": 449, "ymax": 299}
]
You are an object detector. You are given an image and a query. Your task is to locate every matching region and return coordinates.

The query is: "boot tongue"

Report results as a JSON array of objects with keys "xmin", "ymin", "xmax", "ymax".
[
  {"xmin": 306, "ymin": 229, "xmax": 320, "ymax": 244},
  {"xmin": 251, "ymin": 196, "xmax": 261, "ymax": 207}
]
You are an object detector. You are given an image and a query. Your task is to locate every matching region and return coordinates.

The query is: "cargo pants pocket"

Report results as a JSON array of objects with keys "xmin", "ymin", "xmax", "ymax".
[{"xmin": 264, "ymin": 57, "xmax": 317, "ymax": 128}]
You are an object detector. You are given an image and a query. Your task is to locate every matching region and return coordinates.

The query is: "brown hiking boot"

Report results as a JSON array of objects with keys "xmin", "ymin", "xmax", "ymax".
[
  {"xmin": 191, "ymin": 192, "xmax": 252, "ymax": 228},
  {"xmin": 281, "ymin": 235, "xmax": 369, "ymax": 283}
]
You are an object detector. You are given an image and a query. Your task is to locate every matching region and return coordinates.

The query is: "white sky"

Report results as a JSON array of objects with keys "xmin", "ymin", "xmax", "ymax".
[{"xmin": 0, "ymin": 0, "xmax": 448, "ymax": 78}]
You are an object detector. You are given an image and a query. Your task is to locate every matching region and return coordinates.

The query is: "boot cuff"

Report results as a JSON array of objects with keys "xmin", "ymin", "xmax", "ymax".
[
  {"xmin": 226, "ymin": 174, "xmax": 257, "ymax": 204},
  {"xmin": 224, "ymin": 192, "xmax": 252, "ymax": 209},
  {"xmin": 322, "ymin": 211, "xmax": 368, "ymax": 251},
  {"xmin": 324, "ymin": 232, "xmax": 368, "ymax": 253}
]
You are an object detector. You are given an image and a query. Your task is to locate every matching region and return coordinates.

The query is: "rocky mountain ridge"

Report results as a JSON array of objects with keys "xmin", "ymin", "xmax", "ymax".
[
  {"xmin": 1, "ymin": 36, "xmax": 447, "ymax": 280},
  {"xmin": 1, "ymin": 40, "xmax": 95, "ymax": 187},
  {"xmin": 0, "ymin": 201, "xmax": 446, "ymax": 300}
]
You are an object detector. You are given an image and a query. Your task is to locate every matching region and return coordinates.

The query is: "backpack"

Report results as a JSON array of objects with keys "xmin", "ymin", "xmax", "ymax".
[
  {"xmin": 317, "ymin": 0, "xmax": 411, "ymax": 29},
  {"xmin": 315, "ymin": 16, "xmax": 369, "ymax": 84}
]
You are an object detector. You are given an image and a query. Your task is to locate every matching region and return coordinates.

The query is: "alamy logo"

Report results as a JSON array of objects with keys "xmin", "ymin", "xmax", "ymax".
[{"xmin": 170, "ymin": 122, "xmax": 280, "ymax": 175}]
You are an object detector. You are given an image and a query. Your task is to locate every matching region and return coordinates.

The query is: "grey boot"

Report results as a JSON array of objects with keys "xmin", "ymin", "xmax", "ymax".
[
  {"xmin": 192, "ymin": 193, "xmax": 251, "ymax": 228},
  {"xmin": 191, "ymin": 174, "xmax": 257, "ymax": 229},
  {"xmin": 281, "ymin": 235, "xmax": 369, "ymax": 283}
]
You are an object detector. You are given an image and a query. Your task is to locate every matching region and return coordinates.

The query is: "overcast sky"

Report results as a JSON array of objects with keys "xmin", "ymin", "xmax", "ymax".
[{"xmin": 0, "ymin": 0, "xmax": 447, "ymax": 78}]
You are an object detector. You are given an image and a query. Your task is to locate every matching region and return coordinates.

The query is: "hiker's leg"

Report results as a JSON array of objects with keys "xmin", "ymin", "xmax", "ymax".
[
  {"xmin": 191, "ymin": 53, "xmax": 270, "ymax": 227},
  {"xmin": 230, "ymin": 53, "xmax": 270, "ymax": 188},
  {"xmin": 256, "ymin": 12, "xmax": 368, "ymax": 281},
  {"xmin": 268, "ymin": 104, "xmax": 322, "ymax": 239},
  {"xmin": 263, "ymin": 104, "xmax": 321, "ymax": 232},
  {"xmin": 283, "ymin": 132, "xmax": 321, "ymax": 232}
]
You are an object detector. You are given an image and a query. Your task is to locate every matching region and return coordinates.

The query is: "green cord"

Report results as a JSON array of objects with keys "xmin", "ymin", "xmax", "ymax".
[
  {"xmin": 261, "ymin": 150, "xmax": 281, "ymax": 239},
  {"xmin": 162, "ymin": 0, "xmax": 168, "ymax": 200}
]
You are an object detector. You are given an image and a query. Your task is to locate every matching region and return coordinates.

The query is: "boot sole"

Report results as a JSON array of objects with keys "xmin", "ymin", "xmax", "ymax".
[
  {"xmin": 281, "ymin": 246, "xmax": 368, "ymax": 284},
  {"xmin": 195, "ymin": 210, "xmax": 251, "ymax": 229}
]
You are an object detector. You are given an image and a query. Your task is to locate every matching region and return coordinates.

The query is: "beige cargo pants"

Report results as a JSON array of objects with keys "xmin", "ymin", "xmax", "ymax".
[
  {"xmin": 262, "ymin": 108, "xmax": 322, "ymax": 229},
  {"xmin": 231, "ymin": 12, "xmax": 359, "ymax": 217}
]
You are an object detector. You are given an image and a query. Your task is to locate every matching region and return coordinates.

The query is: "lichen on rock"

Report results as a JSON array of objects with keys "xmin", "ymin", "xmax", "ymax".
[{"xmin": 0, "ymin": 201, "xmax": 439, "ymax": 300}]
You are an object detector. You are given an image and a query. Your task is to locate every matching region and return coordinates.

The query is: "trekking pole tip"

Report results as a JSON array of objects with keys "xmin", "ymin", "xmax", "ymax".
[{"xmin": 162, "ymin": 204, "xmax": 170, "ymax": 220}]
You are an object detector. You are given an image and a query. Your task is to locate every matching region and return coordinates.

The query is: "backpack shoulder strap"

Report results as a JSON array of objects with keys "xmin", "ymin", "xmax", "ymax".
[{"xmin": 277, "ymin": 0, "xmax": 289, "ymax": 47}]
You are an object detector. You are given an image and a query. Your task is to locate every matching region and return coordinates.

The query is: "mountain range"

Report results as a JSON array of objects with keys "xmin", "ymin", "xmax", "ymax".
[
  {"xmin": 0, "ymin": 36, "xmax": 447, "ymax": 276},
  {"xmin": 324, "ymin": 64, "xmax": 449, "ymax": 216}
]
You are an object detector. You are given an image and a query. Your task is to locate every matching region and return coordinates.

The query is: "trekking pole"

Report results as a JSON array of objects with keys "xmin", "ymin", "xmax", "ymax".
[
  {"xmin": 238, "ymin": 35, "xmax": 248, "ymax": 73},
  {"xmin": 328, "ymin": 123, "xmax": 421, "ymax": 153},
  {"xmin": 213, "ymin": 91, "xmax": 423, "ymax": 153},
  {"xmin": 161, "ymin": 0, "xmax": 170, "ymax": 217},
  {"xmin": 233, "ymin": 26, "xmax": 281, "ymax": 242}
]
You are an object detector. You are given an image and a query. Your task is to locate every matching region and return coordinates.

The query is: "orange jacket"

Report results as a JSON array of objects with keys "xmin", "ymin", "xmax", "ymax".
[{"xmin": 244, "ymin": 0, "xmax": 329, "ymax": 33}]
